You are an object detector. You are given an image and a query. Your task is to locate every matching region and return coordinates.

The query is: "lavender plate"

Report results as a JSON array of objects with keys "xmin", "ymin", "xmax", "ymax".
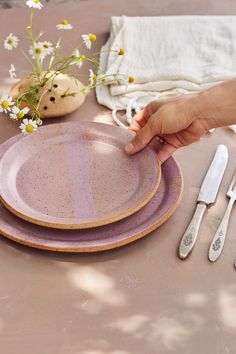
[
  {"xmin": 0, "ymin": 134, "xmax": 183, "ymax": 252},
  {"xmin": 0, "ymin": 122, "xmax": 160, "ymax": 229}
]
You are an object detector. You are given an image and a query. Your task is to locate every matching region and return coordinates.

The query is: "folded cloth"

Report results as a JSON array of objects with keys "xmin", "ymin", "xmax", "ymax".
[{"xmin": 96, "ymin": 16, "xmax": 236, "ymax": 132}]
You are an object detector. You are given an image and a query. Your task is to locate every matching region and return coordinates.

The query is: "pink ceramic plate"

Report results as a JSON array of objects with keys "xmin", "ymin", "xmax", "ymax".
[
  {"xmin": 0, "ymin": 122, "xmax": 160, "ymax": 229},
  {"xmin": 0, "ymin": 134, "xmax": 183, "ymax": 252}
]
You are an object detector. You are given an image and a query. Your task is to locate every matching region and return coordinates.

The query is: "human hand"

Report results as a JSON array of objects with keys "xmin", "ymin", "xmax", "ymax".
[
  {"xmin": 125, "ymin": 93, "xmax": 210, "ymax": 163},
  {"xmin": 124, "ymin": 78, "xmax": 236, "ymax": 163}
]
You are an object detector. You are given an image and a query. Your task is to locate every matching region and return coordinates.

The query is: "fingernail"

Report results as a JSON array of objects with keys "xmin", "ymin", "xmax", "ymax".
[{"xmin": 125, "ymin": 142, "xmax": 134, "ymax": 153}]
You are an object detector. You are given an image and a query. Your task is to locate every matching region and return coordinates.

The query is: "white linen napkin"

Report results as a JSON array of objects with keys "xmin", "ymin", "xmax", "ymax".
[{"xmin": 96, "ymin": 16, "xmax": 236, "ymax": 132}]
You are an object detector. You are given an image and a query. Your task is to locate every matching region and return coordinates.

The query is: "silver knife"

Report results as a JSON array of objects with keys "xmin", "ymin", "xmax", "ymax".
[{"xmin": 178, "ymin": 144, "xmax": 228, "ymax": 259}]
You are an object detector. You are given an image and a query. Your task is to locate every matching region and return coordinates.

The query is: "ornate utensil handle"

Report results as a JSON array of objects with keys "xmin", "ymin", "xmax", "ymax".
[
  {"xmin": 179, "ymin": 203, "xmax": 207, "ymax": 259},
  {"xmin": 208, "ymin": 197, "xmax": 235, "ymax": 262}
]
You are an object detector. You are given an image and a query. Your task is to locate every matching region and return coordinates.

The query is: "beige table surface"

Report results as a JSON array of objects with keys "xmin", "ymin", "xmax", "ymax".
[{"xmin": 1, "ymin": 1, "xmax": 236, "ymax": 353}]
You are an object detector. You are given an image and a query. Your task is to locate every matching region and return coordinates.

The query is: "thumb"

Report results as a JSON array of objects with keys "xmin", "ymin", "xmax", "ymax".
[{"xmin": 125, "ymin": 118, "xmax": 158, "ymax": 154}]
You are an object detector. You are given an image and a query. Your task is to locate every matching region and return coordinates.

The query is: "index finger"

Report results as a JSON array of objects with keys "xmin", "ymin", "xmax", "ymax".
[
  {"xmin": 129, "ymin": 106, "xmax": 149, "ymax": 132},
  {"xmin": 129, "ymin": 100, "xmax": 163, "ymax": 132}
]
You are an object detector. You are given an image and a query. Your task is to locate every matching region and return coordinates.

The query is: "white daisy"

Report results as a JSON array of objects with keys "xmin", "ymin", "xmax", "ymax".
[
  {"xmin": 26, "ymin": 0, "xmax": 43, "ymax": 10},
  {"xmin": 0, "ymin": 95, "xmax": 14, "ymax": 113},
  {"xmin": 40, "ymin": 41, "xmax": 54, "ymax": 56},
  {"xmin": 81, "ymin": 33, "xmax": 96, "ymax": 49},
  {"xmin": 10, "ymin": 106, "xmax": 30, "ymax": 120},
  {"xmin": 9, "ymin": 64, "xmax": 16, "ymax": 79},
  {"xmin": 72, "ymin": 50, "xmax": 85, "ymax": 68},
  {"xmin": 20, "ymin": 119, "xmax": 38, "ymax": 135},
  {"xmin": 89, "ymin": 69, "xmax": 96, "ymax": 85},
  {"xmin": 29, "ymin": 42, "xmax": 46, "ymax": 60},
  {"xmin": 56, "ymin": 19, "xmax": 73, "ymax": 30},
  {"xmin": 4, "ymin": 33, "xmax": 19, "ymax": 51}
]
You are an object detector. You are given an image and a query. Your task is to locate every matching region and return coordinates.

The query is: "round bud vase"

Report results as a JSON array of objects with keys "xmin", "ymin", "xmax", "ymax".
[{"xmin": 10, "ymin": 72, "xmax": 86, "ymax": 119}]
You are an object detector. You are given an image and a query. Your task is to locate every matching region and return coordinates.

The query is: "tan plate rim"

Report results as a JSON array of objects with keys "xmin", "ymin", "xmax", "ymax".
[{"xmin": 0, "ymin": 159, "xmax": 183, "ymax": 252}]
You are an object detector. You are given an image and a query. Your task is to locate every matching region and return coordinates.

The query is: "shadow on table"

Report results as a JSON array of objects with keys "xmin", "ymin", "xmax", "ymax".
[{"xmin": 0, "ymin": 222, "xmax": 236, "ymax": 354}]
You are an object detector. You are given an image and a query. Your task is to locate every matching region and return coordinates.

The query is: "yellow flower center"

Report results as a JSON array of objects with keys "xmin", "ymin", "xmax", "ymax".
[
  {"xmin": 93, "ymin": 74, "xmax": 97, "ymax": 82},
  {"xmin": 118, "ymin": 48, "xmax": 125, "ymax": 55},
  {"xmin": 35, "ymin": 48, "xmax": 42, "ymax": 55},
  {"xmin": 80, "ymin": 55, "xmax": 86, "ymax": 61},
  {"xmin": 43, "ymin": 44, "xmax": 49, "ymax": 48},
  {"xmin": 7, "ymin": 38, "xmax": 13, "ymax": 45},
  {"xmin": 34, "ymin": 0, "xmax": 39, "ymax": 3},
  {"xmin": 128, "ymin": 76, "xmax": 135, "ymax": 84},
  {"xmin": 16, "ymin": 111, "xmax": 25, "ymax": 119},
  {"xmin": 61, "ymin": 19, "xmax": 68, "ymax": 25},
  {"xmin": 1, "ymin": 101, "xmax": 8, "ymax": 109},
  {"xmin": 26, "ymin": 125, "xmax": 34, "ymax": 133},
  {"xmin": 89, "ymin": 34, "xmax": 96, "ymax": 42}
]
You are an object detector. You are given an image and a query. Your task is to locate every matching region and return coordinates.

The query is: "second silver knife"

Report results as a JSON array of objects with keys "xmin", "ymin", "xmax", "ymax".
[{"xmin": 178, "ymin": 144, "xmax": 228, "ymax": 259}]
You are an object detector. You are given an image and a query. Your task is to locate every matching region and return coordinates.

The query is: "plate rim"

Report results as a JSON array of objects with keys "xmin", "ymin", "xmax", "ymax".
[
  {"xmin": 0, "ymin": 133, "xmax": 183, "ymax": 252},
  {"xmin": 0, "ymin": 122, "xmax": 161, "ymax": 229},
  {"xmin": 0, "ymin": 179, "xmax": 183, "ymax": 251}
]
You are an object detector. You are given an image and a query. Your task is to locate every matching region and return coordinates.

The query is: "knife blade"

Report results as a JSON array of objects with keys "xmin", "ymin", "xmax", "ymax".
[{"xmin": 178, "ymin": 144, "xmax": 228, "ymax": 259}]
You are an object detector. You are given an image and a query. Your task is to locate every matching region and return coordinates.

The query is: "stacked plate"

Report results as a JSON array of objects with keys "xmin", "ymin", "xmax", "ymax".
[{"xmin": 0, "ymin": 122, "xmax": 183, "ymax": 252}]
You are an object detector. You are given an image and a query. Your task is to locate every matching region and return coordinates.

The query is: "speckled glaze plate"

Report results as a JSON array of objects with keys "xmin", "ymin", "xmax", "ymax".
[
  {"xmin": 0, "ymin": 134, "xmax": 183, "ymax": 252},
  {"xmin": 0, "ymin": 122, "xmax": 160, "ymax": 229}
]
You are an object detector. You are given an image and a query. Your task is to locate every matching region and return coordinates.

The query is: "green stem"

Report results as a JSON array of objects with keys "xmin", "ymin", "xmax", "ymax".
[
  {"xmin": 27, "ymin": 9, "xmax": 35, "ymax": 46},
  {"xmin": 19, "ymin": 46, "xmax": 36, "ymax": 71},
  {"xmin": 42, "ymin": 56, "xmax": 72, "ymax": 85},
  {"xmin": 90, "ymin": 49, "xmax": 118, "ymax": 56},
  {"xmin": 35, "ymin": 31, "xmax": 44, "ymax": 41},
  {"xmin": 69, "ymin": 42, "xmax": 83, "ymax": 56},
  {"xmin": 35, "ymin": 56, "xmax": 41, "ymax": 77},
  {"xmin": 86, "ymin": 57, "xmax": 99, "ymax": 70},
  {"xmin": 36, "ymin": 88, "xmax": 47, "ymax": 111},
  {"xmin": 26, "ymin": 9, "xmax": 41, "ymax": 76},
  {"xmin": 16, "ymin": 90, "xmax": 38, "ymax": 112},
  {"xmin": 46, "ymin": 56, "xmax": 68, "ymax": 73},
  {"xmin": 49, "ymin": 32, "xmax": 64, "ymax": 70},
  {"xmin": 16, "ymin": 92, "xmax": 28, "ymax": 106}
]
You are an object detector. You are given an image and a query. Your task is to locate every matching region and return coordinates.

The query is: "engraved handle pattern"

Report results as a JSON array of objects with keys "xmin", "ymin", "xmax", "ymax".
[
  {"xmin": 179, "ymin": 203, "xmax": 207, "ymax": 259},
  {"xmin": 209, "ymin": 197, "xmax": 235, "ymax": 262}
]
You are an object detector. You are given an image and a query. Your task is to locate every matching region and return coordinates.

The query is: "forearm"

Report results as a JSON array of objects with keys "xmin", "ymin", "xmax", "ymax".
[{"xmin": 195, "ymin": 78, "xmax": 236, "ymax": 128}]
